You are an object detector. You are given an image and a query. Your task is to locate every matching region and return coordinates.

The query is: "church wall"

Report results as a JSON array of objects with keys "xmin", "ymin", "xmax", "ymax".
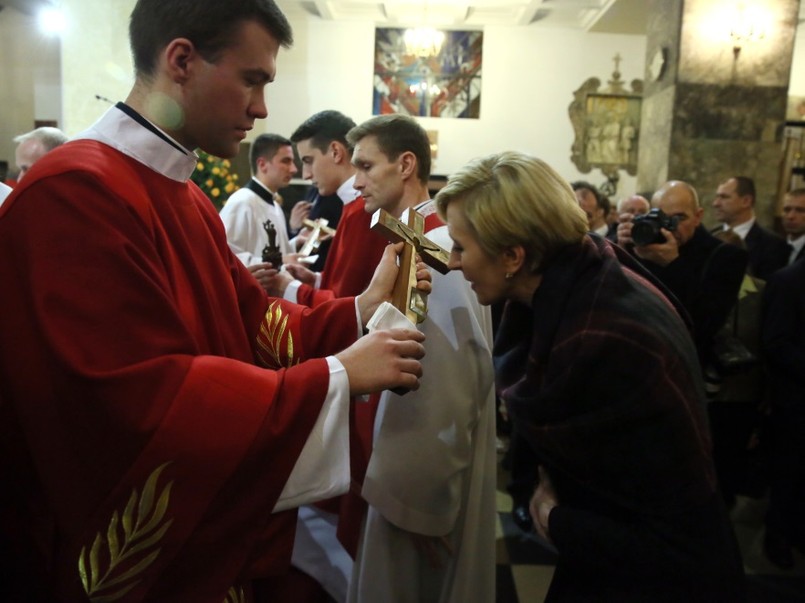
[
  {"xmin": 639, "ymin": 0, "xmax": 800, "ymax": 230},
  {"xmin": 269, "ymin": 3, "xmax": 648, "ymax": 198},
  {"xmin": 60, "ymin": 0, "xmax": 136, "ymax": 136},
  {"xmin": 0, "ymin": 6, "xmax": 61, "ymax": 176},
  {"xmin": 9, "ymin": 0, "xmax": 805, "ymax": 208}
]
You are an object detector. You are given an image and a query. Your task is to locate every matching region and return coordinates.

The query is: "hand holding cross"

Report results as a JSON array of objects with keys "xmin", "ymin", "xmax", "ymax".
[
  {"xmin": 298, "ymin": 218, "xmax": 337, "ymax": 257},
  {"xmin": 370, "ymin": 208, "xmax": 450, "ymax": 324}
]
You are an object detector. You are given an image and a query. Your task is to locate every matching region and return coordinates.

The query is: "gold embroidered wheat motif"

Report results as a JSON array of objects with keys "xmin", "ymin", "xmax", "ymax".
[
  {"xmin": 78, "ymin": 462, "xmax": 174, "ymax": 601},
  {"xmin": 257, "ymin": 301, "xmax": 297, "ymax": 367}
]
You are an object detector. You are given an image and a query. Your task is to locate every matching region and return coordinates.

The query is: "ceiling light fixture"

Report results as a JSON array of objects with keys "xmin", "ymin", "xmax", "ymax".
[
  {"xmin": 38, "ymin": 5, "xmax": 67, "ymax": 35},
  {"xmin": 404, "ymin": 27, "xmax": 445, "ymax": 58}
]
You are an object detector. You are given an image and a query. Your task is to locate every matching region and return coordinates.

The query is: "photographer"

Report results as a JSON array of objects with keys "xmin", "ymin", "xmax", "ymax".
[{"xmin": 617, "ymin": 180, "xmax": 747, "ymax": 369}]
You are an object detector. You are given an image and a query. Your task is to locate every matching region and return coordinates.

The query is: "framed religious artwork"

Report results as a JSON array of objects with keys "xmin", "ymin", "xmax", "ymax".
[
  {"xmin": 373, "ymin": 27, "xmax": 483, "ymax": 119},
  {"xmin": 569, "ymin": 55, "xmax": 643, "ymax": 182}
]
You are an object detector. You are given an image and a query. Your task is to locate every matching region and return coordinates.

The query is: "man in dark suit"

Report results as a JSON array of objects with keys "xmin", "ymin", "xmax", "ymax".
[
  {"xmin": 619, "ymin": 181, "xmax": 750, "ymax": 508},
  {"xmin": 618, "ymin": 180, "xmax": 747, "ymax": 367},
  {"xmin": 761, "ymin": 259, "xmax": 805, "ymax": 569},
  {"xmin": 712, "ymin": 176, "xmax": 789, "ymax": 280},
  {"xmin": 782, "ymin": 188, "xmax": 805, "ymax": 265}
]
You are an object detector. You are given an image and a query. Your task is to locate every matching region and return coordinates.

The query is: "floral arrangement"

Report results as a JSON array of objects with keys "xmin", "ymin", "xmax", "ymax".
[{"xmin": 190, "ymin": 151, "xmax": 240, "ymax": 210}]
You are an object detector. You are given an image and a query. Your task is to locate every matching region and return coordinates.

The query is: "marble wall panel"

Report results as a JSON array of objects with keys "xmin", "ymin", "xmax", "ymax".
[
  {"xmin": 643, "ymin": 0, "xmax": 682, "ymax": 98},
  {"xmin": 672, "ymin": 83, "xmax": 788, "ymax": 141},
  {"xmin": 637, "ymin": 85, "xmax": 675, "ymax": 193},
  {"xmin": 678, "ymin": 0, "xmax": 799, "ymax": 88},
  {"xmin": 668, "ymin": 137, "xmax": 784, "ymax": 229}
]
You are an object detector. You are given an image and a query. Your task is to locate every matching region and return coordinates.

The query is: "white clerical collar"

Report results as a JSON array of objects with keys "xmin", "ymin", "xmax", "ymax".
[
  {"xmin": 336, "ymin": 174, "xmax": 360, "ymax": 205},
  {"xmin": 73, "ymin": 104, "xmax": 198, "ymax": 183},
  {"xmin": 593, "ymin": 223, "xmax": 609, "ymax": 237},
  {"xmin": 724, "ymin": 217, "xmax": 755, "ymax": 240},
  {"xmin": 788, "ymin": 235, "xmax": 805, "ymax": 264}
]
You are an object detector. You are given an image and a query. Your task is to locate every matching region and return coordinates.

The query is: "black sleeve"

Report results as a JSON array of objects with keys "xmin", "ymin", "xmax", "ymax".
[
  {"xmin": 762, "ymin": 265, "xmax": 805, "ymax": 385},
  {"xmin": 690, "ymin": 243, "xmax": 748, "ymax": 355}
]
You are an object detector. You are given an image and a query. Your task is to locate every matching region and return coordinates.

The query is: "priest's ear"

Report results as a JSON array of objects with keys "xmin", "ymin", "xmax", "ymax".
[{"xmin": 163, "ymin": 38, "xmax": 197, "ymax": 83}]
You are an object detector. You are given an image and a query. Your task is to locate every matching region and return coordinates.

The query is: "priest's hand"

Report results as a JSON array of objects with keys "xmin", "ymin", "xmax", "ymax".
[
  {"xmin": 335, "ymin": 328, "xmax": 425, "ymax": 395},
  {"xmin": 357, "ymin": 243, "xmax": 432, "ymax": 327},
  {"xmin": 285, "ymin": 262, "xmax": 317, "ymax": 286},
  {"xmin": 530, "ymin": 466, "xmax": 558, "ymax": 545}
]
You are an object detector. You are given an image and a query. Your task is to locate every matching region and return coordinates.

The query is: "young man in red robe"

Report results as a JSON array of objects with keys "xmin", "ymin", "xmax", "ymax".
[
  {"xmin": 0, "ymin": 1, "xmax": 427, "ymax": 602},
  {"xmin": 257, "ymin": 111, "xmax": 390, "ymax": 600}
]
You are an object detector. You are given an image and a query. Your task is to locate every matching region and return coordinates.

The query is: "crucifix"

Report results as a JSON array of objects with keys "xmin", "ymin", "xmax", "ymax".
[
  {"xmin": 370, "ymin": 207, "xmax": 450, "ymax": 324},
  {"xmin": 298, "ymin": 217, "xmax": 337, "ymax": 257}
]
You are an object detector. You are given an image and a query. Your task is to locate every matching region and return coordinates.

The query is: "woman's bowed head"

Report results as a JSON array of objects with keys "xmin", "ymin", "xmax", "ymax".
[{"xmin": 434, "ymin": 151, "xmax": 589, "ymax": 307}]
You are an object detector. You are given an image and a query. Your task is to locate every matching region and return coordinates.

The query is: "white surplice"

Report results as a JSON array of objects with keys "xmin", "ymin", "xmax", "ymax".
[
  {"xmin": 348, "ymin": 215, "xmax": 497, "ymax": 603},
  {"xmin": 219, "ymin": 178, "xmax": 293, "ymax": 266}
]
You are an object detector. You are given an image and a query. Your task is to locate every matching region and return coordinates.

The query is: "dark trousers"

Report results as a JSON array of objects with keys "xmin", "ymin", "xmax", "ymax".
[{"xmin": 765, "ymin": 408, "xmax": 805, "ymax": 540}]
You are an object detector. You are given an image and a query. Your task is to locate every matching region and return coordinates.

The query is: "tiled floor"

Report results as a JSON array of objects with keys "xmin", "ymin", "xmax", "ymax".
[{"xmin": 494, "ymin": 447, "xmax": 805, "ymax": 603}]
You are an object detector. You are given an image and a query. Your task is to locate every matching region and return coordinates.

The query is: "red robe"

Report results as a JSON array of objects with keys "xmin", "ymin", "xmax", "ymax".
[
  {"xmin": 0, "ymin": 139, "xmax": 359, "ymax": 602},
  {"xmin": 292, "ymin": 195, "xmax": 387, "ymax": 558},
  {"xmin": 296, "ymin": 196, "xmax": 387, "ymax": 307}
]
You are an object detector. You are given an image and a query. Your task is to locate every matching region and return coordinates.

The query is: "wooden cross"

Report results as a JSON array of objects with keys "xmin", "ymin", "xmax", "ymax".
[
  {"xmin": 298, "ymin": 218, "xmax": 337, "ymax": 257},
  {"xmin": 370, "ymin": 207, "xmax": 450, "ymax": 324}
]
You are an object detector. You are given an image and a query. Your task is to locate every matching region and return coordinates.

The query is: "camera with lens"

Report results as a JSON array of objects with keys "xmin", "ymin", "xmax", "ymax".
[{"xmin": 631, "ymin": 208, "xmax": 679, "ymax": 246}]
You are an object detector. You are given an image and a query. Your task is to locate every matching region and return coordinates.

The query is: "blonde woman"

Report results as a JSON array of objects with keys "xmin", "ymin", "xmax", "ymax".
[{"xmin": 435, "ymin": 151, "xmax": 745, "ymax": 602}]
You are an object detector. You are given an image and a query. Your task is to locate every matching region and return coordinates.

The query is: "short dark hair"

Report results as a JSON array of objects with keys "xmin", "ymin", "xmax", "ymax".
[
  {"xmin": 346, "ymin": 115, "xmax": 431, "ymax": 185},
  {"xmin": 129, "ymin": 0, "xmax": 292, "ymax": 78},
  {"xmin": 290, "ymin": 110, "xmax": 356, "ymax": 154},
  {"xmin": 571, "ymin": 180, "xmax": 610, "ymax": 215},
  {"xmin": 733, "ymin": 176, "xmax": 756, "ymax": 203},
  {"xmin": 249, "ymin": 133, "xmax": 292, "ymax": 173}
]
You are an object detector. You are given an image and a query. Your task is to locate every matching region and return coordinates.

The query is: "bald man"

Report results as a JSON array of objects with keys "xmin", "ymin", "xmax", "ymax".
[{"xmin": 618, "ymin": 180, "xmax": 747, "ymax": 367}]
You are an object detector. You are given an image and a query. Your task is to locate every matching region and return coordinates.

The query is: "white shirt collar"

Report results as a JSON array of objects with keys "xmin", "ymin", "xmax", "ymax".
[
  {"xmin": 723, "ymin": 217, "xmax": 755, "ymax": 240},
  {"xmin": 336, "ymin": 174, "xmax": 360, "ymax": 205},
  {"xmin": 73, "ymin": 104, "xmax": 198, "ymax": 183},
  {"xmin": 788, "ymin": 234, "xmax": 805, "ymax": 264}
]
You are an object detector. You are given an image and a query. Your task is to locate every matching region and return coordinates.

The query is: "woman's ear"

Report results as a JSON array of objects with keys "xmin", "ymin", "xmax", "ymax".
[{"xmin": 502, "ymin": 245, "xmax": 527, "ymax": 275}]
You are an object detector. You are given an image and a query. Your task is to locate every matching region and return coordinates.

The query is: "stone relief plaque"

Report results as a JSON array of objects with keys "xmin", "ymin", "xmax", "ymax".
[{"xmin": 569, "ymin": 55, "xmax": 643, "ymax": 182}]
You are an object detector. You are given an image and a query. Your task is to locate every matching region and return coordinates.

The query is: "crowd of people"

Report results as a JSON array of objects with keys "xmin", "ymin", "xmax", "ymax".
[{"xmin": 0, "ymin": 0, "xmax": 803, "ymax": 601}]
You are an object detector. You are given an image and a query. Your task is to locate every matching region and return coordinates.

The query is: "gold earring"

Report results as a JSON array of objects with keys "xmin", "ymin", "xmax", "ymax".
[{"xmin": 505, "ymin": 272, "xmax": 513, "ymax": 280}]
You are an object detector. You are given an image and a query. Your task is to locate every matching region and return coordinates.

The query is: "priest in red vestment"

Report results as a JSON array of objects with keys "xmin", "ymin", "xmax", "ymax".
[{"xmin": 0, "ymin": 3, "xmax": 426, "ymax": 602}]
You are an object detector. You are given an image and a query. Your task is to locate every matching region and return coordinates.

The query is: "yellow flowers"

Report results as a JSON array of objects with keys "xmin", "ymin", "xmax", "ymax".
[{"xmin": 191, "ymin": 150, "xmax": 240, "ymax": 209}]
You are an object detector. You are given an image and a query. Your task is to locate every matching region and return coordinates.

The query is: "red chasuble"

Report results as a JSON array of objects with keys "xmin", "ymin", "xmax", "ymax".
[{"xmin": 0, "ymin": 140, "xmax": 358, "ymax": 602}]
